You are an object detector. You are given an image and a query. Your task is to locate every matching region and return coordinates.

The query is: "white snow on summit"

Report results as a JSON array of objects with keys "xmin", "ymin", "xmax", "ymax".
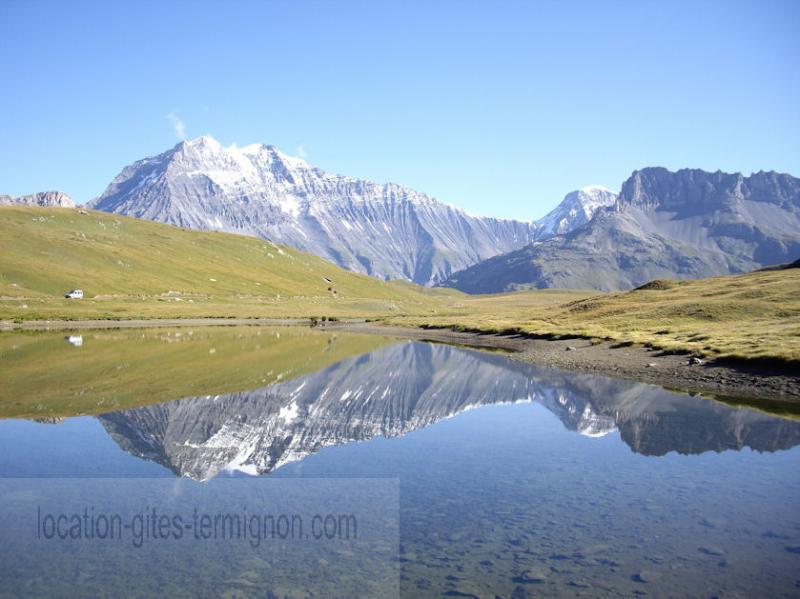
[
  {"xmin": 89, "ymin": 136, "xmax": 538, "ymax": 285},
  {"xmin": 534, "ymin": 186, "xmax": 618, "ymax": 239}
]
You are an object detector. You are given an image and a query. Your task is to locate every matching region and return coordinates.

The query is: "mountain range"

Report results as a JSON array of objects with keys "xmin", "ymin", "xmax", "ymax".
[
  {"xmin": 0, "ymin": 191, "xmax": 74, "ymax": 208},
  {"xmin": 7, "ymin": 137, "xmax": 798, "ymax": 292},
  {"xmin": 97, "ymin": 341, "xmax": 800, "ymax": 480},
  {"xmin": 442, "ymin": 168, "xmax": 800, "ymax": 292},
  {"xmin": 87, "ymin": 136, "xmax": 540, "ymax": 285}
]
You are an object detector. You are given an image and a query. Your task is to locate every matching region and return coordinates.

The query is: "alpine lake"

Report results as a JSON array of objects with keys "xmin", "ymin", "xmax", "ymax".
[{"xmin": 0, "ymin": 326, "xmax": 798, "ymax": 598}]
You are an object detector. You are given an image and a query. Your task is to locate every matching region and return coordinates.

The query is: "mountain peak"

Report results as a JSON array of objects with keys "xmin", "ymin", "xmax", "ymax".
[
  {"xmin": 579, "ymin": 184, "xmax": 613, "ymax": 195},
  {"xmin": 441, "ymin": 166, "xmax": 800, "ymax": 293},
  {"xmin": 618, "ymin": 167, "xmax": 800, "ymax": 214},
  {"xmin": 533, "ymin": 186, "xmax": 618, "ymax": 239},
  {"xmin": 184, "ymin": 135, "xmax": 222, "ymax": 149},
  {"xmin": 245, "ymin": 143, "xmax": 311, "ymax": 170},
  {"xmin": 174, "ymin": 137, "xmax": 312, "ymax": 172},
  {"xmin": 238, "ymin": 142, "xmax": 266, "ymax": 155},
  {"xmin": 170, "ymin": 136, "xmax": 225, "ymax": 160},
  {"xmin": 0, "ymin": 190, "xmax": 75, "ymax": 208},
  {"xmin": 89, "ymin": 138, "xmax": 537, "ymax": 285}
]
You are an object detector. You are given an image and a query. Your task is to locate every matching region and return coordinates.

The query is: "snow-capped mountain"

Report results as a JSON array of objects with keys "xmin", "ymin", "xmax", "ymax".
[
  {"xmin": 96, "ymin": 341, "xmax": 800, "ymax": 479},
  {"xmin": 441, "ymin": 168, "xmax": 800, "ymax": 292},
  {"xmin": 534, "ymin": 185, "xmax": 617, "ymax": 239},
  {"xmin": 99, "ymin": 342, "xmax": 542, "ymax": 480},
  {"xmin": 0, "ymin": 190, "xmax": 74, "ymax": 208},
  {"xmin": 88, "ymin": 136, "xmax": 537, "ymax": 285}
]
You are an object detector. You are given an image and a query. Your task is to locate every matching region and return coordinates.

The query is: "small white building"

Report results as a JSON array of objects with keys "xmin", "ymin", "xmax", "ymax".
[{"xmin": 64, "ymin": 289, "xmax": 84, "ymax": 299}]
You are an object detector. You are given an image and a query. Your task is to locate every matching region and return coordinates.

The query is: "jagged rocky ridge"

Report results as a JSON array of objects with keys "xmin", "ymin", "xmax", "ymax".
[
  {"xmin": 0, "ymin": 191, "xmax": 74, "ymax": 208},
  {"xmin": 533, "ymin": 186, "xmax": 617, "ymax": 239},
  {"xmin": 97, "ymin": 342, "xmax": 800, "ymax": 479},
  {"xmin": 88, "ymin": 136, "xmax": 538, "ymax": 285},
  {"xmin": 441, "ymin": 167, "xmax": 800, "ymax": 292}
]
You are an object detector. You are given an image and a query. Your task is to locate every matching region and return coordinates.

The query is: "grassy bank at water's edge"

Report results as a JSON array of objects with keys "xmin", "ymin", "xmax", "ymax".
[{"xmin": 387, "ymin": 268, "xmax": 800, "ymax": 364}]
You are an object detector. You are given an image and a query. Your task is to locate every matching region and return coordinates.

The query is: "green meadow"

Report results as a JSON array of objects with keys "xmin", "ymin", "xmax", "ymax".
[
  {"xmin": 0, "ymin": 206, "xmax": 455, "ymax": 321},
  {"xmin": 2, "ymin": 205, "xmax": 798, "ymax": 364}
]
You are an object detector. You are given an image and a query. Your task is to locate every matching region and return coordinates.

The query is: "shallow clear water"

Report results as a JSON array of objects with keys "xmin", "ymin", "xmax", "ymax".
[{"xmin": 0, "ymin": 328, "xmax": 798, "ymax": 597}]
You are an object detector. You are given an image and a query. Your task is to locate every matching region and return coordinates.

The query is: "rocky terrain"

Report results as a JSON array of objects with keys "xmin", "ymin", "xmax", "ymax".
[
  {"xmin": 16, "ymin": 146, "xmax": 799, "ymax": 295},
  {"xmin": 533, "ymin": 185, "xmax": 617, "ymax": 239},
  {"xmin": 441, "ymin": 168, "xmax": 800, "ymax": 292},
  {"xmin": 0, "ymin": 191, "xmax": 74, "ymax": 208},
  {"xmin": 88, "ymin": 136, "xmax": 539, "ymax": 285},
  {"xmin": 85, "ymin": 136, "xmax": 628, "ymax": 285}
]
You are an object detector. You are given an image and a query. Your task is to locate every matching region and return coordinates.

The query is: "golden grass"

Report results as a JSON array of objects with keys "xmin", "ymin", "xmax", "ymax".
[{"xmin": 387, "ymin": 269, "xmax": 800, "ymax": 364}]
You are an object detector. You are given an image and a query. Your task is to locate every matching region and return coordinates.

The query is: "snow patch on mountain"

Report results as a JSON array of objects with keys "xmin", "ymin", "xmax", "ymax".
[
  {"xmin": 534, "ymin": 185, "xmax": 618, "ymax": 239},
  {"xmin": 89, "ymin": 136, "xmax": 538, "ymax": 285}
]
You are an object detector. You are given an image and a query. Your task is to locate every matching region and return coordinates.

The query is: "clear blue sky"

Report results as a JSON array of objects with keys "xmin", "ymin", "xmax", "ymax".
[{"xmin": 1, "ymin": 0, "xmax": 798, "ymax": 219}]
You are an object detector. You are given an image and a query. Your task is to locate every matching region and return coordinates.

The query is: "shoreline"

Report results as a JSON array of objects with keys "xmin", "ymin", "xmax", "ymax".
[
  {"xmin": 340, "ymin": 323, "xmax": 800, "ymax": 406},
  {"xmin": 3, "ymin": 317, "xmax": 798, "ymax": 405}
]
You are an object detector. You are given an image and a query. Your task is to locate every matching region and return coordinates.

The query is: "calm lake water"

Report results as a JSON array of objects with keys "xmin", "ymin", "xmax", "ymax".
[{"xmin": 0, "ymin": 327, "xmax": 799, "ymax": 597}]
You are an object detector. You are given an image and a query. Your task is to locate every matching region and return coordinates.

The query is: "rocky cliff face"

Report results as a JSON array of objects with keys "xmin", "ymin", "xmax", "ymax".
[
  {"xmin": 441, "ymin": 168, "xmax": 800, "ymax": 292},
  {"xmin": 88, "ymin": 136, "xmax": 537, "ymax": 285},
  {"xmin": 0, "ymin": 191, "xmax": 74, "ymax": 208},
  {"xmin": 97, "ymin": 341, "xmax": 800, "ymax": 479}
]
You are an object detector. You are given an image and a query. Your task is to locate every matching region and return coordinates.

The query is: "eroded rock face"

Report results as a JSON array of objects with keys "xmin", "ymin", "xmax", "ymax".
[
  {"xmin": 88, "ymin": 136, "xmax": 537, "ymax": 285},
  {"xmin": 98, "ymin": 342, "xmax": 800, "ymax": 479},
  {"xmin": 441, "ymin": 168, "xmax": 800, "ymax": 292},
  {"xmin": 0, "ymin": 191, "xmax": 75, "ymax": 208}
]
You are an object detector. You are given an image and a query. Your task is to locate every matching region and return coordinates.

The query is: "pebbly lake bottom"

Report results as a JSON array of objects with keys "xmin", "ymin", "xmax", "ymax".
[{"xmin": 0, "ymin": 327, "xmax": 798, "ymax": 597}]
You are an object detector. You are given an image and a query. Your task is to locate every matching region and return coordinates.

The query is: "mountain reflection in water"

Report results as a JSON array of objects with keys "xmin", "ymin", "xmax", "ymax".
[{"xmin": 95, "ymin": 341, "xmax": 800, "ymax": 480}]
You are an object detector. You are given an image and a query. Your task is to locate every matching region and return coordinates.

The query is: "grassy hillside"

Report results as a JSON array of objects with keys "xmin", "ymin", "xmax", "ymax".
[
  {"xmin": 0, "ymin": 206, "xmax": 455, "ymax": 320},
  {"xmin": 0, "ymin": 326, "xmax": 390, "ymax": 419},
  {"xmin": 389, "ymin": 269, "xmax": 800, "ymax": 363},
  {"xmin": 2, "ymin": 206, "xmax": 797, "ymax": 365}
]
